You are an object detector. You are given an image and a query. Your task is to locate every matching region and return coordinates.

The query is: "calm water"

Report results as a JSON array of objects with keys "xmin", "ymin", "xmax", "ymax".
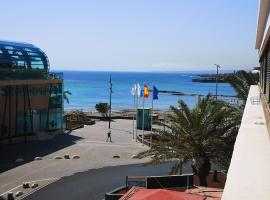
[{"xmin": 62, "ymin": 71, "xmax": 236, "ymax": 111}]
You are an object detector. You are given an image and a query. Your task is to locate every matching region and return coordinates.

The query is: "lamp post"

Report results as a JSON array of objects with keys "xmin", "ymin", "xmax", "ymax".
[
  {"xmin": 108, "ymin": 75, "xmax": 112, "ymax": 129},
  {"xmin": 214, "ymin": 64, "xmax": 221, "ymax": 100}
]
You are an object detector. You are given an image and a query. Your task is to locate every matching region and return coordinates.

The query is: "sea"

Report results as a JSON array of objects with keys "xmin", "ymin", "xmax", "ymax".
[{"xmin": 62, "ymin": 71, "xmax": 236, "ymax": 111}]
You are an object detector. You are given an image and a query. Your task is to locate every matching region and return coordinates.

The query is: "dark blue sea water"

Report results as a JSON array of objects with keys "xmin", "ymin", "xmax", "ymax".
[{"xmin": 63, "ymin": 71, "xmax": 236, "ymax": 111}]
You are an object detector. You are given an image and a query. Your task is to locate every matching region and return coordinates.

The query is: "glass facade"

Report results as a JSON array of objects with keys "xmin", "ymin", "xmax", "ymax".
[
  {"xmin": 0, "ymin": 40, "xmax": 50, "ymax": 80},
  {"xmin": 0, "ymin": 40, "xmax": 63, "ymax": 141},
  {"xmin": 47, "ymin": 84, "xmax": 63, "ymax": 131},
  {"xmin": 0, "ymin": 40, "xmax": 49, "ymax": 71}
]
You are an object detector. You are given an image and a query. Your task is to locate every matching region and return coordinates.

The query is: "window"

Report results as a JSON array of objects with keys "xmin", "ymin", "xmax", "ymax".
[
  {"xmin": 4, "ymin": 46, "xmax": 15, "ymax": 50},
  {"xmin": 0, "ymin": 88, "xmax": 5, "ymax": 96},
  {"xmin": 31, "ymin": 57, "xmax": 42, "ymax": 61},
  {"xmin": 0, "ymin": 41, "xmax": 49, "ymax": 71},
  {"xmin": 14, "ymin": 50, "xmax": 23, "ymax": 55},
  {"xmin": 17, "ymin": 60, "xmax": 26, "ymax": 67},
  {"xmin": 27, "ymin": 52, "xmax": 38, "ymax": 56},
  {"xmin": 24, "ymin": 48, "xmax": 33, "ymax": 52}
]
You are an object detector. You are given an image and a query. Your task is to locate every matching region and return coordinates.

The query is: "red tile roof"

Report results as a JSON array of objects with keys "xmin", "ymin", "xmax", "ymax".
[{"xmin": 120, "ymin": 187, "xmax": 222, "ymax": 200}]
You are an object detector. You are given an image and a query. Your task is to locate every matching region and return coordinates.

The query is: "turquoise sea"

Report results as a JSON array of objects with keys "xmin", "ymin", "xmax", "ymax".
[{"xmin": 63, "ymin": 71, "xmax": 236, "ymax": 111}]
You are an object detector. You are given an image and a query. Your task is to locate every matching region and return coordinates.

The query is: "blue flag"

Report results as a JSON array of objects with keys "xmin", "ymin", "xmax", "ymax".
[
  {"xmin": 140, "ymin": 89, "xmax": 144, "ymax": 98},
  {"xmin": 153, "ymin": 86, "xmax": 158, "ymax": 100}
]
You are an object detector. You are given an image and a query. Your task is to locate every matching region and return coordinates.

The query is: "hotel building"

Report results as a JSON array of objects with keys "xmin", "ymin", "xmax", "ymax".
[{"xmin": 222, "ymin": 1, "xmax": 270, "ymax": 199}]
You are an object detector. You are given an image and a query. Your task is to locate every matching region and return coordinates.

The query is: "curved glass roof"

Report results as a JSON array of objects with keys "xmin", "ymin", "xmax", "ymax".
[{"xmin": 0, "ymin": 40, "xmax": 49, "ymax": 71}]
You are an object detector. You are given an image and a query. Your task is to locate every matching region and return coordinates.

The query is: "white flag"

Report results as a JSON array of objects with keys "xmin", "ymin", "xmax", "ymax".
[
  {"xmin": 137, "ymin": 83, "xmax": 141, "ymax": 97},
  {"xmin": 131, "ymin": 84, "xmax": 137, "ymax": 96},
  {"xmin": 134, "ymin": 84, "xmax": 137, "ymax": 96},
  {"xmin": 131, "ymin": 86, "xmax": 135, "ymax": 96}
]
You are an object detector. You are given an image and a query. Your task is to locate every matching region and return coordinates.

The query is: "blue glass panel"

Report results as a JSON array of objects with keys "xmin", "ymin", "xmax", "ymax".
[{"xmin": 0, "ymin": 40, "xmax": 49, "ymax": 71}]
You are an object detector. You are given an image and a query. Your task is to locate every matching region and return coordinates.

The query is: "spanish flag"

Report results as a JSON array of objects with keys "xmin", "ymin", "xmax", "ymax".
[{"xmin": 144, "ymin": 84, "xmax": 149, "ymax": 98}]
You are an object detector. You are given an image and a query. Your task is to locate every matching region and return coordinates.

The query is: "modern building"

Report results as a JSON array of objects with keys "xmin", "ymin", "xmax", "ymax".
[
  {"xmin": 256, "ymin": 0, "xmax": 270, "ymax": 108},
  {"xmin": 0, "ymin": 40, "xmax": 63, "ymax": 143},
  {"xmin": 222, "ymin": 1, "xmax": 270, "ymax": 199}
]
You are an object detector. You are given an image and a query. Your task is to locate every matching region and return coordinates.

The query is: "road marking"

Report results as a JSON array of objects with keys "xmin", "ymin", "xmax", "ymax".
[
  {"xmin": 0, "ymin": 162, "xmax": 60, "ymax": 193},
  {"xmin": 1, "ymin": 185, "xmax": 22, "ymax": 196},
  {"xmin": 20, "ymin": 178, "xmax": 58, "ymax": 200},
  {"xmin": 0, "ymin": 177, "xmax": 58, "ymax": 197}
]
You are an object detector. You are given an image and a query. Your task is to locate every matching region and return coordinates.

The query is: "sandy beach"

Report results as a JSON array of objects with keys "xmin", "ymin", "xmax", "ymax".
[{"xmin": 0, "ymin": 119, "xmax": 150, "ymax": 195}]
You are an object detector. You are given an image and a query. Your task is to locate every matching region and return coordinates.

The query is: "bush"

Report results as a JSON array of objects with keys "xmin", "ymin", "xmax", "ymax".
[{"xmin": 95, "ymin": 102, "xmax": 110, "ymax": 117}]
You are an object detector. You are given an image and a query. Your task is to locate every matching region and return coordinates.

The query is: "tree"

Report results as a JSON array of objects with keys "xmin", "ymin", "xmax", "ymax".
[
  {"xmin": 136, "ymin": 95, "xmax": 241, "ymax": 186},
  {"xmin": 95, "ymin": 102, "xmax": 110, "ymax": 117},
  {"xmin": 226, "ymin": 70, "xmax": 259, "ymax": 103},
  {"xmin": 64, "ymin": 90, "xmax": 72, "ymax": 104}
]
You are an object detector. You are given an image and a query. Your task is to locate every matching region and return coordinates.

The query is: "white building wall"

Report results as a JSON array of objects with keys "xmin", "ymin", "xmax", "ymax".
[{"xmin": 222, "ymin": 86, "xmax": 270, "ymax": 200}]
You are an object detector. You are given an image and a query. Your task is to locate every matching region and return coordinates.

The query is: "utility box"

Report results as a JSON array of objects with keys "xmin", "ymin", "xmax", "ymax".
[{"xmin": 136, "ymin": 108, "xmax": 151, "ymax": 130}]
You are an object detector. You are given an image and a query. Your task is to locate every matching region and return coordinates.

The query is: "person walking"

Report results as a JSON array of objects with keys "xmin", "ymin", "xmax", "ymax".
[{"xmin": 106, "ymin": 129, "xmax": 112, "ymax": 142}]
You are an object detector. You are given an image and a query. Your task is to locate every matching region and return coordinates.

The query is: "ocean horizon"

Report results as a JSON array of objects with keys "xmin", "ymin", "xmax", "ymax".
[{"xmin": 63, "ymin": 70, "xmax": 236, "ymax": 111}]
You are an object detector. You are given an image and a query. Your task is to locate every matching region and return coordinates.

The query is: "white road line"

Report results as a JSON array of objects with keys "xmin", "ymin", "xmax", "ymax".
[
  {"xmin": 1, "ymin": 177, "xmax": 58, "ymax": 196},
  {"xmin": 0, "ymin": 162, "xmax": 60, "ymax": 193},
  {"xmin": 0, "ymin": 185, "xmax": 22, "ymax": 196},
  {"xmin": 20, "ymin": 178, "xmax": 58, "ymax": 200}
]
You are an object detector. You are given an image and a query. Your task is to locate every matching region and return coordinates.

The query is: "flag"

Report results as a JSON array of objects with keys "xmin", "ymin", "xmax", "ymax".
[
  {"xmin": 144, "ymin": 84, "xmax": 149, "ymax": 98},
  {"xmin": 137, "ymin": 83, "xmax": 141, "ymax": 97},
  {"xmin": 131, "ymin": 84, "xmax": 137, "ymax": 96},
  {"xmin": 140, "ymin": 89, "xmax": 144, "ymax": 98},
  {"xmin": 153, "ymin": 86, "xmax": 159, "ymax": 100}
]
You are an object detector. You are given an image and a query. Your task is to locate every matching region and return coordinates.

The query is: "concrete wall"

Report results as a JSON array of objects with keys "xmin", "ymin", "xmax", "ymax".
[{"xmin": 222, "ymin": 85, "xmax": 270, "ymax": 200}]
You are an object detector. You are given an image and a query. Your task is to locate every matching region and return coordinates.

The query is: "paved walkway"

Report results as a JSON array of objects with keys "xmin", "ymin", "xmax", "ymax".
[
  {"xmin": 222, "ymin": 86, "xmax": 270, "ymax": 200},
  {"xmin": 0, "ymin": 119, "xmax": 149, "ymax": 194}
]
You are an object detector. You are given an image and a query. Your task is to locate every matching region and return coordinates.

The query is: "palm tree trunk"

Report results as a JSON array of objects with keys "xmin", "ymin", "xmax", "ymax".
[
  {"xmin": 192, "ymin": 157, "xmax": 211, "ymax": 187},
  {"xmin": 198, "ymin": 175, "xmax": 208, "ymax": 187}
]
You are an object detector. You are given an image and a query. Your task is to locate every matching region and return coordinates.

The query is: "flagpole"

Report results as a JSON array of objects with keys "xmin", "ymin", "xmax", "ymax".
[
  {"xmin": 132, "ymin": 87, "xmax": 136, "ymax": 139},
  {"xmin": 135, "ymin": 84, "xmax": 140, "ymax": 142},
  {"xmin": 151, "ymin": 95, "xmax": 153, "ymax": 146},
  {"xmin": 142, "ymin": 96, "xmax": 145, "ymax": 146},
  {"xmin": 108, "ymin": 75, "xmax": 112, "ymax": 129},
  {"xmin": 135, "ymin": 89, "xmax": 138, "ymax": 141}
]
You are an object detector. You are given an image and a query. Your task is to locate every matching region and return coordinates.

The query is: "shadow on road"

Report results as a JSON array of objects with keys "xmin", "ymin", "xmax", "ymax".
[
  {"xmin": 24, "ymin": 162, "xmax": 177, "ymax": 200},
  {"xmin": 0, "ymin": 134, "xmax": 83, "ymax": 173}
]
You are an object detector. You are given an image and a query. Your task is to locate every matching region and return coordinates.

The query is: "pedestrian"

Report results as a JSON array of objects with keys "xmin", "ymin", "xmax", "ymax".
[{"xmin": 106, "ymin": 129, "xmax": 112, "ymax": 142}]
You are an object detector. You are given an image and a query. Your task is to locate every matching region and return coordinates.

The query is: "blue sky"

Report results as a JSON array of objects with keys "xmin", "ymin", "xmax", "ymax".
[{"xmin": 0, "ymin": 0, "xmax": 259, "ymax": 71}]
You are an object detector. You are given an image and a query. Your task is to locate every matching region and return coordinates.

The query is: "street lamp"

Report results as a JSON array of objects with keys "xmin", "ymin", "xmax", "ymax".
[
  {"xmin": 108, "ymin": 75, "xmax": 112, "ymax": 129},
  {"xmin": 214, "ymin": 64, "xmax": 221, "ymax": 100}
]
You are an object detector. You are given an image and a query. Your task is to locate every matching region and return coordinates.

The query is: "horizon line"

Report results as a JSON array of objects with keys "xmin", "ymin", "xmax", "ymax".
[{"xmin": 50, "ymin": 68, "xmax": 254, "ymax": 73}]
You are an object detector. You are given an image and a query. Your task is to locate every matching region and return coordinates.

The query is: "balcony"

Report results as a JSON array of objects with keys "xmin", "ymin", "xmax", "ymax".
[{"xmin": 222, "ymin": 85, "xmax": 270, "ymax": 200}]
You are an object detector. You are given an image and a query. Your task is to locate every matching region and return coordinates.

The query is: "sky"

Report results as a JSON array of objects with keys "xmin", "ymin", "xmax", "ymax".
[{"xmin": 0, "ymin": 0, "xmax": 260, "ymax": 71}]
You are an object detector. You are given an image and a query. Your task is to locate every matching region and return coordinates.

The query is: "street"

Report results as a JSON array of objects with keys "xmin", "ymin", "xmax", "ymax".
[{"xmin": 24, "ymin": 162, "xmax": 189, "ymax": 200}]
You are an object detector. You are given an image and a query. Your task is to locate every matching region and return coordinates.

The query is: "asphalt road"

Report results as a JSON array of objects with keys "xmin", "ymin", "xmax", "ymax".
[{"xmin": 24, "ymin": 162, "xmax": 191, "ymax": 200}]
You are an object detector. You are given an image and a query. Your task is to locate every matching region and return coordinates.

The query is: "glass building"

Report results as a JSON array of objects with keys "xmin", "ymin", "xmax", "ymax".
[{"xmin": 0, "ymin": 40, "xmax": 63, "ymax": 143}]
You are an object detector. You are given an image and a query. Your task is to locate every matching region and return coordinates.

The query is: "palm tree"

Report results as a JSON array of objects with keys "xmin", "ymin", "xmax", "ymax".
[
  {"xmin": 95, "ymin": 102, "xmax": 110, "ymax": 117},
  {"xmin": 226, "ymin": 70, "xmax": 259, "ymax": 103},
  {"xmin": 137, "ymin": 95, "xmax": 241, "ymax": 186},
  {"xmin": 63, "ymin": 90, "xmax": 72, "ymax": 104}
]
